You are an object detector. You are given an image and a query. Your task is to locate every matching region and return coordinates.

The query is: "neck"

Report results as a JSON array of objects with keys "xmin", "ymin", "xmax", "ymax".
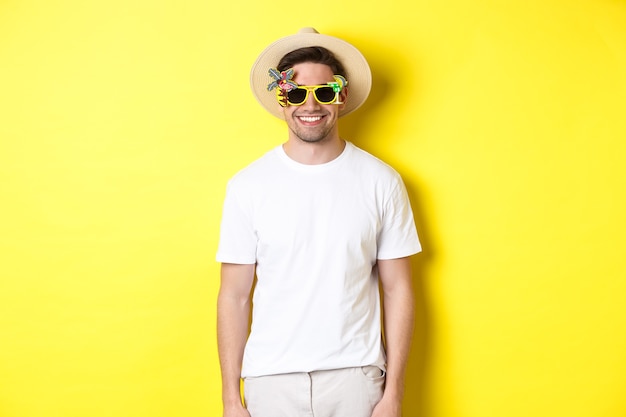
[{"xmin": 283, "ymin": 136, "xmax": 346, "ymax": 165}]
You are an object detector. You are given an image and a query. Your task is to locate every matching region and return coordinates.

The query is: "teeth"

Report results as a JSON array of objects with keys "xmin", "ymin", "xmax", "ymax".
[{"xmin": 298, "ymin": 116, "xmax": 322, "ymax": 122}]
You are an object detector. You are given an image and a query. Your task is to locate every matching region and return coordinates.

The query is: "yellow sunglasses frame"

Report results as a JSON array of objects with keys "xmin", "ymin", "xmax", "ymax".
[
  {"xmin": 276, "ymin": 84, "xmax": 344, "ymax": 107},
  {"xmin": 269, "ymin": 69, "xmax": 348, "ymax": 108}
]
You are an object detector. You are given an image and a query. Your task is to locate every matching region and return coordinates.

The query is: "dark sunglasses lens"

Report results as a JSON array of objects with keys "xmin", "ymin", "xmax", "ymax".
[
  {"xmin": 287, "ymin": 88, "xmax": 307, "ymax": 104},
  {"xmin": 315, "ymin": 87, "xmax": 336, "ymax": 103}
]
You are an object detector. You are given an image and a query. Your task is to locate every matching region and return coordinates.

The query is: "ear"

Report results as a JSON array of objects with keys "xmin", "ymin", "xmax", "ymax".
[{"xmin": 338, "ymin": 87, "xmax": 348, "ymax": 110}]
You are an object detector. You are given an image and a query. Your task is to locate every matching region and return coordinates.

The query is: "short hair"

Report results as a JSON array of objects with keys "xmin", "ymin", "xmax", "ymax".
[{"xmin": 277, "ymin": 46, "xmax": 347, "ymax": 78}]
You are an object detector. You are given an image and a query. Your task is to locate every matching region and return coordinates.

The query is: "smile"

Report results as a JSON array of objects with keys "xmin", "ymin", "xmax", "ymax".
[{"xmin": 297, "ymin": 116, "xmax": 323, "ymax": 123}]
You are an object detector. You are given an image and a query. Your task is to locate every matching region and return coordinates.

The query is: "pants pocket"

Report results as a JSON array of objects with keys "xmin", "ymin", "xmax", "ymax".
[
  {"xmin": 360, "ymin": 365, "xmax": 386, "ymax": 379},
  {"xmin": 359, "ymin": 366, "xmax": 385, "ymax": 408}
]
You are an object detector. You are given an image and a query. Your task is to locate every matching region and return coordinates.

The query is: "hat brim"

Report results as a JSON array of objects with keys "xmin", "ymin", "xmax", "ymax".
[{"xmin": 250, "ymin": 29, "xmax": 372, "ymax": 119}]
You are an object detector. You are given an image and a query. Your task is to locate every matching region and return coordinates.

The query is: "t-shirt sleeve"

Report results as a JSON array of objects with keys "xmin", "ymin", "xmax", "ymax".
[
  {"xmin": 215, "ymin": 180, "xmax": 257, "ymax": 264},
  {"xmin": 376, "ymin": 175, "xmax": 422, "ymax": 260}
]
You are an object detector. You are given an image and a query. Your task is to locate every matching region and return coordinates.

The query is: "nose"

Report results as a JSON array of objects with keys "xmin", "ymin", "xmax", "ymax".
[{"xmin": 301, "ymin": 90, "xmax": 321, "ymax": 109}]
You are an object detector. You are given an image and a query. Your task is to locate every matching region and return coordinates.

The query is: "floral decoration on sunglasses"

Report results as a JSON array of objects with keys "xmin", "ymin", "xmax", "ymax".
[{"xmin": 267, "ymin": 68, "xmax": 347, "ymax": 107}]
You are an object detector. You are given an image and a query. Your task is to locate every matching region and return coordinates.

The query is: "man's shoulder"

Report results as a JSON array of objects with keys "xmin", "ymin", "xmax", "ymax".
[
  {"xmin": 347, "ymin": 142, "xmax": 402, "ymax": 180},
  {"xmin": 227, "ymin": 146, "xmax": 281, "ymax": 187}
]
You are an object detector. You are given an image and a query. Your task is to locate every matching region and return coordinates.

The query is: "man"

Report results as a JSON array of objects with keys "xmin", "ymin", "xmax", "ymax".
[{"xmin": 216, "ymin": 27, "xmax": 421, "ymax": 417}]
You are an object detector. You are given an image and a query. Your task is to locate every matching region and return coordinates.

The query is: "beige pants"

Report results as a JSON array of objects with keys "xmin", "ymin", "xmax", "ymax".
[{"xmin": 243, "ymin": 366, "xmax": 385, "ymax": 417}]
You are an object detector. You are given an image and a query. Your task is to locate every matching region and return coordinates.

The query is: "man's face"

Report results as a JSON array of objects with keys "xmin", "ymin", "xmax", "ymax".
[{"xmin": 280, "ymin": 62, "xmax": 347, "ymax": 144}]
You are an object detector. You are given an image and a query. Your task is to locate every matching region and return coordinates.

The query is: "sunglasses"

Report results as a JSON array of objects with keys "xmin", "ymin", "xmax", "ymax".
[{"xmin": 277, "ymin": 85, "xmax": 342, "ymax": 106}]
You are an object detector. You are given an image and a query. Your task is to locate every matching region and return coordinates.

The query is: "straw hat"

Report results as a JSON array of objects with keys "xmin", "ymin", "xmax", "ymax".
[{"xmin": 250, "ymin": 27, "xmax": 372, "ymax": 119}]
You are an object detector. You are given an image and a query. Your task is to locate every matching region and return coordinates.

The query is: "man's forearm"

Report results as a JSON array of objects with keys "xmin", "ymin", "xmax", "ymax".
[
  {"xmin": 217, "ymin": 263, "xmax": 255, "ymax": 408},
  {"xmin": 378, "ymin": 257, "xmax": 416, "ymax": 400},
  {"xmin": 382, "ymin": 286, "xmax": 415, "ymax": 400},
  {"xmin": 217, "ymin": 292, "xmax": 250, "ymax": 406}
]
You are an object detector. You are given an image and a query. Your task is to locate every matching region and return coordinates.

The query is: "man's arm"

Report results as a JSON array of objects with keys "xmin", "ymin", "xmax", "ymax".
[
  {"xmin": 217, "ymin": 262, "xmax": 255, "ymax": 417},
  {"xmin": 372, "ymin": 256, "xmax": 415, "ymax": 417}
]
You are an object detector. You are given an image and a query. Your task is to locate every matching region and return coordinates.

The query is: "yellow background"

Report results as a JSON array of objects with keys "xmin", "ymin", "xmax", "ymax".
[{"xmin": 1, "ymin": 0, "xmax": 625, "ymax": 416}]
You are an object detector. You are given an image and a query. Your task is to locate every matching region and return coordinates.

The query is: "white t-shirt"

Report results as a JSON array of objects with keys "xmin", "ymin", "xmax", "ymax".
[{"xmin": 216, "ymin": 141, "xmax": 421, "ymax": 377}]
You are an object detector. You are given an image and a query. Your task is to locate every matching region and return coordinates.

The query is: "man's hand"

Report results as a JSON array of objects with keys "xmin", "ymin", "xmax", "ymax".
[
  {"xmin": 223, "ymin": 403, "xmax": 251, "ymax": 417},
  {"xmin": 371, "ymin": 394, "xmax": 402, "ymax": 417}
]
